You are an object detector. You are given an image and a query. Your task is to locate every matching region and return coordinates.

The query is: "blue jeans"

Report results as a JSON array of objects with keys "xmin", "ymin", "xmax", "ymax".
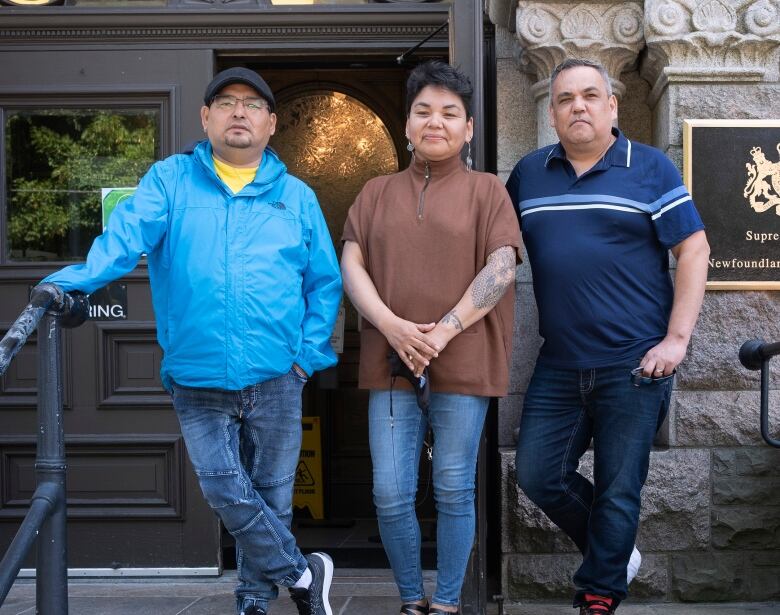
[
  {"xmin": 171, "ymin": 369, "xmax": 309, "ymax": 613},
  {"xmin": 514, "ymin": 361, "xmax": 672, "ymax": 605},
  {"xmin": 369, "ymin": 390, "xmax": 489, "ymax": 607}
]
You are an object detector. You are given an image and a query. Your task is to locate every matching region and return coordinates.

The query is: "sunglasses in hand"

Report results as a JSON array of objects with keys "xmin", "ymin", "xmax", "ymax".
[{"xmin": 630, "ymin": 366, "xmax": 676, "ymax": 387}]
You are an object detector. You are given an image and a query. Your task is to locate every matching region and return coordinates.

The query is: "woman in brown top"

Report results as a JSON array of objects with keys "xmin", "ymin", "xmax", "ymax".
[{"xmin": 341, "ymin": 61, "xmax": 521, "ymax": 615}]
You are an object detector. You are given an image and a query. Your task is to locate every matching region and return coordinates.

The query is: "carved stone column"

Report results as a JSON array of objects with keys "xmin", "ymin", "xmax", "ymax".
[
  {"xmin": 643, "ymin": 0, "xmax": 780, "ymax": 153},
  {"xmin": 515, "ymin": 1, "xmax": 645, "ymax": 146},
  {"xmin": 644, "ymin": 0, "xmax": 780, "ymax": 99}
]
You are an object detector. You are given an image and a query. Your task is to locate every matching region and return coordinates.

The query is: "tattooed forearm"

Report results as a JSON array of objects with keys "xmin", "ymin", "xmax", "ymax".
[
  {"xmin": 440, "ymin": 309, "xmax": 464, "ymax": 331},
  {"xmin": 471, "ymin": 246, "xmax": 516, "ymax": 309}
]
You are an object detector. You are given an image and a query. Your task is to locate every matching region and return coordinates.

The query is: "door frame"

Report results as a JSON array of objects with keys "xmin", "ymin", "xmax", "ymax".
[{"xmin": 0, "ymin": 1, "xmax": 492, "ymax": 603}]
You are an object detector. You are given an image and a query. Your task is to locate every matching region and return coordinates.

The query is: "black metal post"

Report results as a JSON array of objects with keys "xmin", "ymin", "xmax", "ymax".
[
  {"xmin": 739, "ymin": 339, "xmax": 780, "ymax": 448},
  {"xmin": 0, "ymin": 285, "xmax": 86, "ymax": 612},
  {"xmin": 0, "ymin": 485, "xmax": 57, "ymax": 604},
  {"xmin": 759, "ymin": 361, "xmax": 780, "ymax": 448},
  {"xmin": 35, "ymin": 311, "xmax": 69, "ymax": 613}
]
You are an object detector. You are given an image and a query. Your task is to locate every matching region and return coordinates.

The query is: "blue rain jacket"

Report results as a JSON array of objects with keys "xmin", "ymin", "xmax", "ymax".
[{"xmin": 44, "ymin": 141, "xmax": 342, "ymax": 390}]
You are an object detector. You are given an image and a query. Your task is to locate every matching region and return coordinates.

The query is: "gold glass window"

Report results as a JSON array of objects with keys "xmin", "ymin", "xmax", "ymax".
[
  {"xmin": 271, "ymin": 90, "xmax": 398, "ymax": 245},
  {"xmin": 272, "ymin": 90, "xmax": 398, "ymax": 331},
  {"xmin": 5, "ymin": 108, "xmax": 159, "ymax": 261}
]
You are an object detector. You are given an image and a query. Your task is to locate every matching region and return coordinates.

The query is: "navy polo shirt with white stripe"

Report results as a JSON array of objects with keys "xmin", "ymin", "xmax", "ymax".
[{"xmin": 505, "ymin": 128, "xmax": 704, "ymax": 369}]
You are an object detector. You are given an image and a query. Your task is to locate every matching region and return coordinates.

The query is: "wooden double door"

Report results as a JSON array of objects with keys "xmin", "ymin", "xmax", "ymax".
[{"xmin": 0, "ymin": 6, "xmax": 473, "ymax": 571}]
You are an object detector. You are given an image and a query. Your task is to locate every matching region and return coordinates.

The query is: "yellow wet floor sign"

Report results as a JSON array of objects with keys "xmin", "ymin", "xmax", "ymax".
[{"xmin": 294, "ymin": 417, "xmax": 323, "ymax": 519}]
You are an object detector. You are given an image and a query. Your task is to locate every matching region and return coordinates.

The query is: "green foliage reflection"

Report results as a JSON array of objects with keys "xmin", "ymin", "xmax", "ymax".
[{"xmin": 6, "ymin": 109, "xmax": 157, "ymax": 261}]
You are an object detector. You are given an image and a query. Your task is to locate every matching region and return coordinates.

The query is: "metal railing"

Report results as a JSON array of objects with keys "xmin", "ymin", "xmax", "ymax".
[
  {"xmin": 0, "ymin": 283, "xmax": 88, "ymax": 613},
  {"xmin": 739, "ymin": 338, "xmax": 780, "ymax": 448}
]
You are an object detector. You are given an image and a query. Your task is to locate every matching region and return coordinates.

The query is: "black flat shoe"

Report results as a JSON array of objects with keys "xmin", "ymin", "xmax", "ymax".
[{"xmin": 400, "ymin": 601, "xmax": 429, "ymax": 615}]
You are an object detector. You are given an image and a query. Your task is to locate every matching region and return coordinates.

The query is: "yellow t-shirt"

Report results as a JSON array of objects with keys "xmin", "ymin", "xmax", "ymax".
[{"xmin": 213, "ymin": 156, "xmax": 258, "ymax": 194}]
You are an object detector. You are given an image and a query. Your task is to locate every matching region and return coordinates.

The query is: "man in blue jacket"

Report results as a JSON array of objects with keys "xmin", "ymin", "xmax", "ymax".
[{"xmin": 43, "ymin": 67, "xmax": 342, "ymax": 615}]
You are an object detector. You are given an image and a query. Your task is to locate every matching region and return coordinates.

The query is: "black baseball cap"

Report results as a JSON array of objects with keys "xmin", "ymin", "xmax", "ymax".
[{"xmin": 203, "ymin": 67, "xmax": 276, "ymax": 111}]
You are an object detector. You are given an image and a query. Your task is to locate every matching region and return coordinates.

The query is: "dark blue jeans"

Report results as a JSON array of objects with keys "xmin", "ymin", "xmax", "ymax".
[
  {"xmin": 171, "ymin": 369, "xmax": 309, "ymax": 614},
  {"xmin": 514, "ymin": 361, "xmax": 672, "ymax": 605}
]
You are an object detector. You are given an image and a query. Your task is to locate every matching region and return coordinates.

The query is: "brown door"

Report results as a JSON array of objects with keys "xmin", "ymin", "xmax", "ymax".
[
  {"xmin": 0, "ymin": 48, "xmax": 221, "ymax": 569},
  {"xmin": 0, "ymin": 4, "xmax": 474, "ymax": 576},
  {"xmin": 223, "ymin": 62, "xmax": 443, "ymax": 567}
]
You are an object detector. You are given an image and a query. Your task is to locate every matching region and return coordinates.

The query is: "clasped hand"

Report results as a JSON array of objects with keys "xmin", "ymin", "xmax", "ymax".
[{"xmin": 380, "ymin": 316, "xmax": 441, "ymax": 378}]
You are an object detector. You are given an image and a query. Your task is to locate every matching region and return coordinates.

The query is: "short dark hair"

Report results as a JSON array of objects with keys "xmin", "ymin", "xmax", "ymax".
[
  {"xmin": 405, "ymin": 60, "xmax": 473, "ymax": 118},
  {"xmin": 549, "ymin": 58, "xmax": 612, "ymax": 102}
]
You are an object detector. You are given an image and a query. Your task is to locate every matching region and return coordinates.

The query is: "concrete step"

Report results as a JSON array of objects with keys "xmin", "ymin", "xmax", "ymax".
[{"xmin": 2, "ymin": 573, "xmax": 778, "ymax": 615}]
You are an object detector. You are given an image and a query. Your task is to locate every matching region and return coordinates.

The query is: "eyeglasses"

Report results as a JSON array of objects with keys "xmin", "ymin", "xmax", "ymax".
[
  {"xmin": 212, "ymin": 95, "xmax": 268, "ymax": 113},
  {"xmin": 630, "ymin": 366, "xmax": 675, "ymax": 387}
]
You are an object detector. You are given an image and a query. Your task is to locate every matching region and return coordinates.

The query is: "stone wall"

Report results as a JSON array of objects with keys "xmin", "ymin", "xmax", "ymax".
[{"xmin": 488, "ymin": 0, "xmax": 780, "ymax": 604}]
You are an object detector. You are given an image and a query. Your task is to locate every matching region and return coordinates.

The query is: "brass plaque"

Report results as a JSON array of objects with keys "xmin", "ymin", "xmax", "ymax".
[{"xmin": 683, "ymin": 119, "xmax": 780, "ymax": 290}]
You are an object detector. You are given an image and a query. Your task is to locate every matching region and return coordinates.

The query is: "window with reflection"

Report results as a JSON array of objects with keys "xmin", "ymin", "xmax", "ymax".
[
  {"xmin": 271, "ymin": 90, "xmax": 398, "ymax": 330},
  {"xmin": 272, "ymin": 90, "xmax": 398, "ymax": 245},
  {"xmin": 5, "ymin": 108, "xmax": 159, "ymax": 261}
]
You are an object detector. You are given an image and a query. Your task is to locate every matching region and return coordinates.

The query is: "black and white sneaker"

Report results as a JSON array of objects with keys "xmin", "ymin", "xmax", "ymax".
[
  {"xmin": 239, "ymin": 605, "xmax": 266, "ymax": 615},
  {"xmin": 289, "ymin": 552, "xmax": 334, "ymax": 615}
]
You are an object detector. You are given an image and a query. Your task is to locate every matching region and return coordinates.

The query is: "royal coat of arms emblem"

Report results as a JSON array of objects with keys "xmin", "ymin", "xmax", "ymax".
[{"xmin": 744, "ymin": 144, "xmax": 780, "ymax": 214}]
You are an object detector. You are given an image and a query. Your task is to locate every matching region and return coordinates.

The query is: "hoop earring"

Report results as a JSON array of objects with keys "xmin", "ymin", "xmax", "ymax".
[{"xmin": 465, "ymin": 141, "xmax": 473, "ymax": 173}]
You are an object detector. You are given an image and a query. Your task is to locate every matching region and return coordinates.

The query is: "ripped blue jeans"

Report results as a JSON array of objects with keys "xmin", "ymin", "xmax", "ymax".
[{"xmin": 171, "ymin": 369, "xmax": 309, "ymax": 613}]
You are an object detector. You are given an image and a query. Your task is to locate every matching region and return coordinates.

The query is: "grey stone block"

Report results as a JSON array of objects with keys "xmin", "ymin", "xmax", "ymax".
[
  {"xmin": 671, "ymin": 553, "xmax": 750, "ymax": 602},
  {"xmin": 637, "ymin": 450, "xmax": 710, "ymax": 551},
  {"xmin": 676, "ymin": 291, "xmax": 780, "ymax": 391},
  {"xmin": 713, "ymin": 447, "xmax": 780, "ymax": 478},
  {"xmin": 666, "ymin": 390, "xmax": 678, "ymax": 446},
  {"xmin": 501, "ymin": 450, "xmax": 580, "ymax": 554},
  {"xmin": 494, "ymin": 24, "xmax": 520, "ymax": 59},
  {"xmin": 674, "ymin": 391, "xmax": 780, "ymax": 446},
  {"xmin": 750, "ymin": 551, "xmax": 780, "ymax": 601},
  {"xmin": 712, "ymin": 507, "xmax": 780, "ymax": 550},
  {"xmin": 712, "ymin": 476, "xmax": 780, "ymax": 506},
  {"xmin": 618, "ymin": 70, "xmax": 652, "ymax": 147},
  {"xmin": 496, "ymin": 60, "xmax": 537, "ymax": 173},
  {"xmin": 665, "ymin": 145, "xmax": 684, "ymax": 173},
  {"xmin": 515, "ymin": 246, "xmax": 533, "ymax": 284},
  {"xmin": 652, "ymin": 87, "xmax": 672, "ymax": 152},
  {"xmin": 654, "ymin": 84, "xmax": 780, "ymax": 150},
  {"xmin": 733, "ymin": 448, "xmax": 780, "ymax": 476},
  {"xmin": 712, "ymin": 449, "xmax": 736, "ymax": 476},
  {"xmin": 499, "ymin": 395, "xmax": 523, "ymax": 447},
  {"xmin": 647, "ymin": 76, "xmax": 780, "ymax": 147},
  {"xmin": 508, "ymin": 282, "xmax": 542, "ymax": 395},
  {"xmin": 502, "ymin": 553, "xmax": 581, "ymax": 600},
  {"xmin": 502, "ymin": 449, "xmax": 709, "ymax": 554},
  {"xmin": 629, "ymin": 553, "xmax": 670, "ymax": 601},
  {"xmin": 501, "ymin": 553, "xmax": 668, "ymax": 602}
]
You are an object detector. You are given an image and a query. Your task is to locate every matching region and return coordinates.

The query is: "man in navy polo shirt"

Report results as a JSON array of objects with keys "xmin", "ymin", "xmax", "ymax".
[{"xmin": 505, "ymin": 58, "xmax": 710, "ymax": 615}]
